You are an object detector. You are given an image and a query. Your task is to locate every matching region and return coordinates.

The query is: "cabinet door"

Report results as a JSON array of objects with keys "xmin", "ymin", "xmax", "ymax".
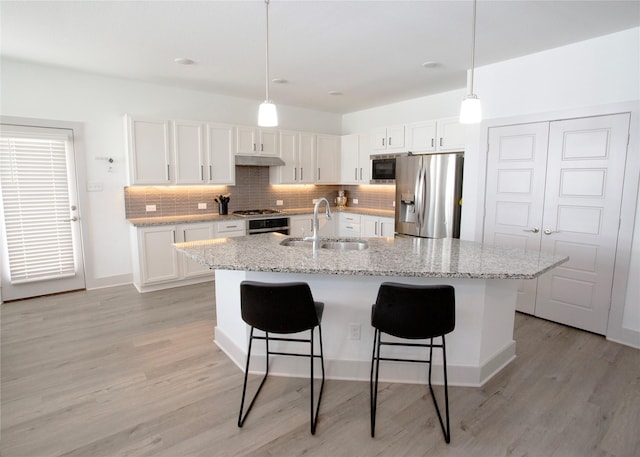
[
  {"xmin": 181, "ymin": 223, "xmax": 215, "ymax": 278},
  {"xmin": 379, "ymin": 217, "xmax": 395, "ymax": 237},
  {"xmin": 277, "ymin": 130, "xmax": 299, "ymax": 184},
  {"xmin": 386, "ymin": 124, "xmax": 406, "ymax": 152},
  {"xmin": 290, "ymin": 215, "xmax": 312, "ymax": 237},
  {"xmin": 437, "ymin": 117, "xmax": 466, "ymax": 151},
  {"xmin": 139, "ymin": 226, "xmax": 179, "ymax": 284},
  {"xmin": 361, "ymin": 215, "xmax": 378, "ymax": 237},
  {"xmin": 316, "ymin": 134, "xmax": 340, "ymax": 183},
  {"xmin": 298, "ymin": 132, "xmax": 316, "ymax": 184},
  {"xmin": 371, "ymin": 127, "xmax": 387, "ymax": 151},
  {"xmin": 258, "ymin": 129, "xmax": 279, "ymax": 156},
  {"xmin": 236, "ymin": 126, "xmax": 257, "ymax": 154},
  {"xmin": 206, "ymin": 123, "xmax": 235, "ymax": 185},
  {"xmin": 340, "ymin": 134, "xmax": 359, "ymax": 184},
  {"xmin": 357, "ymin": 133, "xmax": 371, "ymax": 183},
  {"xmin": 173, "ymin": 120, "xmax": 205, "ymax": 184},
  {"xmin": 406, "ymin": 121, "xmax": 437, "ymax": 153},
  {"xmin": 127, "ymin": 117, "xmax": 171, "ymax": 185}
]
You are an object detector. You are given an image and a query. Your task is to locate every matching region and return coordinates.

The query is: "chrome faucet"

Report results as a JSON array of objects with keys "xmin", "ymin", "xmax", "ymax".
[{"xmin": 304, "ymin": 198, "xmax": 332, "ymax": 243}]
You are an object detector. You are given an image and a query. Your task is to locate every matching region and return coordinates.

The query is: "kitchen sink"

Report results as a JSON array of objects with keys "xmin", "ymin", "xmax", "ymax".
[{"xmin": 279, "ymin": 238, "xmax": 369, "ymax": 250}]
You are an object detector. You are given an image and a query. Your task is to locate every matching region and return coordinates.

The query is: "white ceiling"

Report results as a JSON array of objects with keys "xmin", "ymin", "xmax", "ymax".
[{"xmin": 2, "ymin": 1, "xmax": 639, "ymax": 113}]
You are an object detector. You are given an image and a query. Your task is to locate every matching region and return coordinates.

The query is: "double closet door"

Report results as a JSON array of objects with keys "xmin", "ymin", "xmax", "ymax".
[{"xmin": 484, "ymin": 113, "xmax": 630, "ymax": 334}]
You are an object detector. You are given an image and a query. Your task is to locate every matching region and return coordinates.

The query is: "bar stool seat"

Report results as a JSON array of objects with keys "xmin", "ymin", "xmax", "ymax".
[
  {"xmin": 238, "ymin": 280, "xmax": 325, "ymax": 435},
  {"xmin": 370, "ymin": 282, "xmax": 455, "ymax": 442}
]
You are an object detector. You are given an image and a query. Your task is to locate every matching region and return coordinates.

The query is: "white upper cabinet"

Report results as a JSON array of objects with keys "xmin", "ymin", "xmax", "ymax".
[
  {"xmin": 316, "ymin": 134, "xmax": 340, "ymax": 183},
  {"xmin": 236, "ymin": 126, "xmax": 278, "ymax": 156},
  {"xmin": 436, "ymin": 117, "xmax": 466, "ymax": 151},
  {"xmin": 173, "ymin": 120, "xmax": 205, "ymax": 184},
  {"xmin": 406, "ymin": 117, "xmax": 466, "ymax": 153},
  {"xmin": 271, "ymin": 131, "xmax": 316, "ymax": 184},
  {"xmin": 340, "ymin": 133, "xmax": 371, "ymax": 184},
  {"xmin": 206, "ymin": 123, "xmax": 235, "ymax": 185},
  {"xmin": 126, "ymin": 116, "xmax": 172, "ymax": 185},
  {"xmin": 371, "ymin": 124, "xmax": 405, "ymax": 153}
]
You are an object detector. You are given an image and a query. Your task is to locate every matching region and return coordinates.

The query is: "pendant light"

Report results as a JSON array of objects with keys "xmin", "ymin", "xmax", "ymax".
[
  {"xmin": 459, "ymin": 0, "xmax": 481, "ymax": 124},
  {"xmin": 258, "ymin": 0, "xmax": 278, "ymax": 127}
]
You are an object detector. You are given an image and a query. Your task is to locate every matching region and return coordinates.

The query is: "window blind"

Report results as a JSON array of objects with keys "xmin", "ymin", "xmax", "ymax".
[{"xmin": 0, "ymin": 134, "xmax": 76, "ymax": 284}]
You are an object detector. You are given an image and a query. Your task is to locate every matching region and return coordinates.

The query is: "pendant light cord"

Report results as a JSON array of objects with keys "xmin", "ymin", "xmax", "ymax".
[
  {"xmin": 264, "ymin": 0, "xmax": 270, "ymax": 102},
  {"xmin": 469, "ymin": 0, "xmax": 477, "ymax": 95}
]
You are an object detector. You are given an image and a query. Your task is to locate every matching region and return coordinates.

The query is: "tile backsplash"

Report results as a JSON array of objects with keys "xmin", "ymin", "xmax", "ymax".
[{"xmin": 124, "ymin": 166, "xmax": 395, "ymax": 218}]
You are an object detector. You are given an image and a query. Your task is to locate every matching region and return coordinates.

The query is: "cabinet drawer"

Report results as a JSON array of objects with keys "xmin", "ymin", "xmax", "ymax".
[
  {"xmin": 342, "ymin": 214, "xmax": 361, "ymax": 224},
  {"xmin": 216, "ymin": 220, "xmax": 246, "ymax": 235}
]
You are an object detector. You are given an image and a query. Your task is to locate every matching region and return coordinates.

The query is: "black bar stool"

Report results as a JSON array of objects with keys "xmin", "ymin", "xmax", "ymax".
[
  {"xmin": 370, "ymin": 282, "xmax": 455, "ymax": 442},
  {"xmin": 238, "ymin": 280, "xmax": 325, "ymax": 435}
]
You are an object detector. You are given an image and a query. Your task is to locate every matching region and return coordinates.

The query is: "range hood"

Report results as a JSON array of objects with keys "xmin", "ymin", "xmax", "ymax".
[{"xmin": 235, "ymin": 155, "xmax": 285, "ymax": 167}]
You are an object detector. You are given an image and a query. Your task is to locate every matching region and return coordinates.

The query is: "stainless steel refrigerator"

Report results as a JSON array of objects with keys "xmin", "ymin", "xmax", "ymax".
[{"xmin": 395, "ymin": 153, "xmax": 464, "ymax": 238}]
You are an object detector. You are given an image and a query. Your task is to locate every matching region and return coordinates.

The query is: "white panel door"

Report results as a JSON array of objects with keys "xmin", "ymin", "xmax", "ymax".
[
  {"xmin": 299, "ymin": 132, "xmax": 316, "ymax": 184},
  {"xmin": 206, "ymin": 123, "xmax": 235, "ymax": 185},
  {"xmin": 173, "ymin": 120, "xmax": 204, "ymax": 184},
  {"xmin": 278, "ymin": 130, "xmax": 298, "ymax": 184},
  {"xmin": 535, "ymin": 113, "xmax": 630, "ymax": 334},
  {"xmin": 181, "ymin": 223, "xmax": 215, "ymax": 278},
  {"xmin": 484, "ymin": 122, "xmax": 550, "ymax": 314}
]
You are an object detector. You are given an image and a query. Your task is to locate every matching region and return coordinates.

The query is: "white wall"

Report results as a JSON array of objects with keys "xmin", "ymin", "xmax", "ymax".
[{"xmin": 0, "ymin": 59, "xmax": 342, "ymax": 289}]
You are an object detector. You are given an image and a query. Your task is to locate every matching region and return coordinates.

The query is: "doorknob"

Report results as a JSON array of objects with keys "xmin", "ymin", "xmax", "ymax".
[
  {"xmin": 65, "ymin": 216, "xmax": 79, "ymax": 222},
  {"xmin": 543, "ymin": 228, "xmax": 555, "ymax": 235},
  {"xmin": 523, "ymin": 227, "xmax": 540, "ymax": 233}
]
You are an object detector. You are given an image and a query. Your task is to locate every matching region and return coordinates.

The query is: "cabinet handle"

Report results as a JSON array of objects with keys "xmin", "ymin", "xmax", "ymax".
[
  {"xmin": 294, "ymin": 168, "xmax": 297, "ymax": 181},
  {"xmin": 166, "ymin": 164, "xmax": 171, "ymax": 180},
  {"xmin": 355, "ymin": 168, "xmax": 358, "ymax": 180},
  {"xmin": 318, "ymin": 167, "xmax": 321, "ymax": 180},
  {"xmin": 360, "ymin": 168, "xmax": 363, "ymax": 180},
  {"xmin": 440, "ymin": 138, "xmax": 443, "ymax": 147},
  {"xmin": 380, "ymin": 222, "xmax": 384, "ymax": 235},
  {"xmin": 200, "ymin": 165, "xmax": 204, "ymax": 181},
  {"xmin": 172, "ymin": 230, "xmax": 176, "ymax": 243},
  {"xmin": 209, "ymin": 165, "xmax": 212, "ymax": 180},
  {"xmin": 375, "ymin": 221, "xmax": 378, "ymax": 235},
  {"xmin": 253, "ymin": 143, "xmax": 256, "ymax": 152},
  {"xmin": 382, "ymin": 138, "xmax": 385, "ymax": 147},
  {"xmin": 431, "ymin": 138, "xmax": 435, "ymax": 148},
  {"xmin": 300, "ymin": 168, "xmax": 303, "ymax": 181},
  {"xmin": 261, "ymin": 143, "xmax": 264, "ymax": 152},
  {"xmin": 183, "ymin": 229, "xmax": 186, "ymax": 240},
  {"xmin": 388, "ymin": 137, "xmax": 392, "ymax": 146}
]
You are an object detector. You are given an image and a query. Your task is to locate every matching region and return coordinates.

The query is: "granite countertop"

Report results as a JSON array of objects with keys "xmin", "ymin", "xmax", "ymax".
[
  {"xmin": 127, "ymin": 206, "xmax": 394, "ymax": 227},
  {"xmin": 174, "ymin": 233, "xmax": 568, "ymax": 280}
]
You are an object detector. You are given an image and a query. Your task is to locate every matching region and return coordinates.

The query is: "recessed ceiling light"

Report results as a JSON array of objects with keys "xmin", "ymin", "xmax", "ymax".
[
  {"xmin": 174, "ymin": 57, "xmax": 195, "ymax": 65},
  {"xmin": 328, "ymin": 91, "xmax": 343, "ymax": 96},
  {"xmin": 272, "ymin": 78, "xmax": 288, "ymax": 84},
  {"xmin": 422, "ymin": 61, "xmax": 440, "ymax": 68}
]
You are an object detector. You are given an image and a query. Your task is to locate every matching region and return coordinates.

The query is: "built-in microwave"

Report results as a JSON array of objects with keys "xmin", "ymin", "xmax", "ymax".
[{"xmin": 370, "ymin": 155, "xmax": 396, "ymax": 184}]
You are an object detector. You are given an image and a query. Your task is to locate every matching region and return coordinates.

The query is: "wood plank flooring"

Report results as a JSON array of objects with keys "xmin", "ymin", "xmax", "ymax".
[{"xmin": 1, "ymin": 281, "xmax": 639, "ymax": 457}]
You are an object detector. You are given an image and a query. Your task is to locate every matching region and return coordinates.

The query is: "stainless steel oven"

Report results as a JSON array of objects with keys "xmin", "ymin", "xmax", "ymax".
[{"xmin": 233, "ymin": 210, "xmax": 290, "ymax": 235}]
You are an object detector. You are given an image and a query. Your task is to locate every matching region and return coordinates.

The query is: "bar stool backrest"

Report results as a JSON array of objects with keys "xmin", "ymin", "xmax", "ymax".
[
  {"xmin": 372, "ymin": 282, "xmax": 455, "ymax": 339},
  {"xmin": 240, "ymin": 280, "xmax": 319, "ymax": 334}
]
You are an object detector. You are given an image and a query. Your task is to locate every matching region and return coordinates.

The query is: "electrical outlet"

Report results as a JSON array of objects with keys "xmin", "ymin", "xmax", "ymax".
[
  {"xmin": 198, "ymin": 203, "xmax": 207, "ymax": 210},
  {"xmin": 145, "ymin": 204, "xmax": 156, "ymax": 212},
  {"xmin": 392, "ymin": 200, "xmax": 396, "ymax": 207},
  {"xmin": 312, "ymin": 198, "xmax": 318, "ymax": 204},
  {"xmin": 87, "ymin": 181, "xmax": 103, "ymax": 192},
  {"xmin": 353, "ymin": 198, "xmax": 359, "ymax": 205},
  {"xmin": 348, "ymin": 323, "xmax": 361, "ymax": 340},
  {"xmin": 276, "ymin": 200, "xmax": 284, "ymax": 206}
]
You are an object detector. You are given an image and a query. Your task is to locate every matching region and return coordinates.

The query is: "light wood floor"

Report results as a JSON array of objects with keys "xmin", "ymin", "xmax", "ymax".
[{"xmin": 1, "ymin": 281, "xmax": 639, "ymax": 457}]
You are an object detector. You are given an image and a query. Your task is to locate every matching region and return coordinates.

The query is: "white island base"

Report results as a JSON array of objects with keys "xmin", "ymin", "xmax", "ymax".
[{"xmin": 214, "ymin": 269, "xmax": 519, "ymax": 387}]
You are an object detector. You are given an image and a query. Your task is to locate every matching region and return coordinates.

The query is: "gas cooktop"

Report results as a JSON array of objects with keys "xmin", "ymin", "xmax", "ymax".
[{"xmin": 232, "ymin": 209, "xmax": 283, "ymax": 216}]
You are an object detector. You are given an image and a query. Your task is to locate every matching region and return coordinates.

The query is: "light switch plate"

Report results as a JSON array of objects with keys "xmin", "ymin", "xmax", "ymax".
[
  {"xmin": 276, "ymin": 200, "xmax": 283, "ymax": 206},
  {"xmin": 353, "ymin": 199, "xmax": 359, "ymax": 204},
  {"xmin": 145, "ymin": 204, "xmax": 156, "ymax": 212},
  {"xmin": 198, "ymin": 203, "xmax": 207, "ymax": 209}
]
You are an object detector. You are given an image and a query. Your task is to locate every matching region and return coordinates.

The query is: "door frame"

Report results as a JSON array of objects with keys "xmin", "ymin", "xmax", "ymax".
[
  {"xmin": 468, "ymin": 101, "xmax": 640, "ymax": 347},
  {"xmin": 0, "ymin": 116, "xmax": 91, "ymax": 303}
]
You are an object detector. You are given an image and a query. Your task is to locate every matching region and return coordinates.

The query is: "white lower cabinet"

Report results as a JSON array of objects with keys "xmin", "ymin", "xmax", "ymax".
[
  {"xmin": 289, "ymin": 214, "xmax": 335, "ymax": 238},
  {"xmin": 338, "ymin": 213, "xmax": 361, "ymax": 237},
  {"xmin": 132, "ymin": 219, "xmax": 246, "ymax": 292},
  {"xmin": 361, "ymin": 215, "xmax": 395, "ymax": 237}
]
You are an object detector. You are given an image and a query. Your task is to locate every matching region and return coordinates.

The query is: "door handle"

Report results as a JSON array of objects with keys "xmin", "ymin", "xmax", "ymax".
[
  {"xmin": 523, "ymin": 227, "xmax": 540, "ymax": 233},
  {"xmin": 543, "ymin": 229, "xmax": 556, "ymax": 235},
  {"xmin": 65, "ymin": 216, "xmax": 79, "ymax": 222}
]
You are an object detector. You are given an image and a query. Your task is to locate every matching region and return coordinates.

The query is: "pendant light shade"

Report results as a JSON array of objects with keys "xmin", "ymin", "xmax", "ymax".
[
  {"xmin": 460, "ymin": 0, "xmax": 481, "ymax": 124},
  {"xmin": 258, "ymin": 101, "xmax": 278, "ymax": 127},
  {"xmin": 258, "ymin": 0, "xmax": 278, "ymax": 127}
]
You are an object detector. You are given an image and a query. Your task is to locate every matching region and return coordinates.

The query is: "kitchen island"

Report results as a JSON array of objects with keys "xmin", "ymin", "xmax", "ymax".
[{"xmin": 175, "ymin": 233, "xmax": 567, "ymax": 386}]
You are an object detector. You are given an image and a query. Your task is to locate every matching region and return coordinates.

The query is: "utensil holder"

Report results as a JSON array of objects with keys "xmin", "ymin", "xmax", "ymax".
[{"xmin": 219, "ymin": 202, "xmax": 228, "ymax": 215}]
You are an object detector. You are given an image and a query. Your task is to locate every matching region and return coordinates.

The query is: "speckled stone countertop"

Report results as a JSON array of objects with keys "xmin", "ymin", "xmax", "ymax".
[
  {"xmin": 127, "ymin": 207, "xmax": 394, "ymax": 227},
  {"xmin": 174, "ymin": 233, "xmax": 568, "ymax": 280}
]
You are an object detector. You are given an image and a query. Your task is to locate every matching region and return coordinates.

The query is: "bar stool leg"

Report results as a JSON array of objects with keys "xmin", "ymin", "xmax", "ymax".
[
  {"xmin": 237, "ymin": 328, "xmax": 270, "ymax": 428},
  {"xmin": 428, "ymin": 335, "xmax": 451, "ymax": 443},
  {"xmin": 370, "ymin": 328, "xmax": 382, "ymax": 437},
  {"xmin": 310, "ymin": 324, "xmax": 325, "ymax": 435}
]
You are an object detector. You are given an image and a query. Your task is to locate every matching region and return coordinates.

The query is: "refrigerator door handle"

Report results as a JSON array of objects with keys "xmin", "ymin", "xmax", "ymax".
[{"xmin": 415, "ymin": 166, "xmax": 425, "ymax": 234}]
